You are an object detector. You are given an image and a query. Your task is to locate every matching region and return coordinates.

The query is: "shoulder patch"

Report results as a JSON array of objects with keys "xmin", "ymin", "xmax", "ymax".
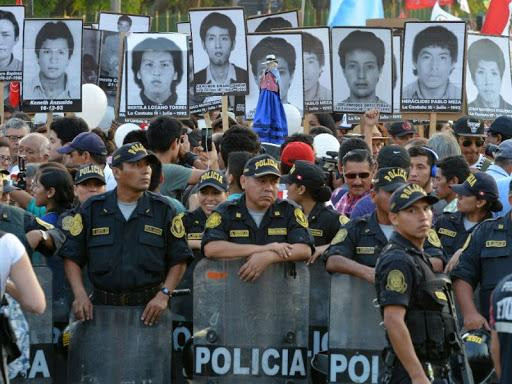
[
  {"xmin": 386, "ymin": 269, "xmax": 407, "ymax": 293},
  {"xmin": 206, "ymin": 212, "xmax": 222, "ymax": 229},
  {"xmin": 61, "ymin": 215, "xmax": 73, "ymax": 231},
  {"xmin": 427, "ymin": 229, "xmax": 441, "ymax": 248},
  {"xmin": 294, "ymin": 208, "xmax": 308, "ymax": 228},
  {"xmin": 171, "ymin": 213, "xmax": 185, "ymax": 238},
  {"xmin": 331, "ymin": 228, "xmax": 348, "ymax": 245},
  {"xmin": 339, "ymin": 214, "xmax": 350, "ymax": 225},
  {"xmin": 69, "ymin": 214, "xmax": 83, "ymax": 236},
  {"xmin": 35, "ymin": 217, "xmax": 54, "ymax": 230}
]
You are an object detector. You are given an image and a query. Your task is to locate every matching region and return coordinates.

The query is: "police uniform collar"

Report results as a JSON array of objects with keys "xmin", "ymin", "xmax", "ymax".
[
  {"xmin": 308, "ymin": 202, "xmax": 324, "ymax": 221},
  {"xmin": 368, "ymin": 212, "xmax": 385, "ymax": 235},
  {"xmin": 102, "ymin": 189, "xmax": 153, "ymax": 217},
  {"xmin": 237, "ymin": 194, "xmax": 281, "ymax": 223},
  {"xmin": 389, "ymin": 231, "xmax": 424, "ymax": 255},
  {"xmin": 193, "ymin": 207, "xmax": 207, "ymax": 222}
]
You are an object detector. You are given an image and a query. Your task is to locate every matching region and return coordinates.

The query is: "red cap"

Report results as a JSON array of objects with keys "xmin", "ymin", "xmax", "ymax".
[{"xmin": 280, "ymin": 142, "xmax": 315, "ymax": 167}]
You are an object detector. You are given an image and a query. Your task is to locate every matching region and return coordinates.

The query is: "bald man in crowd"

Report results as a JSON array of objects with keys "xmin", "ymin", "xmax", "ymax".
[{"xmin": 18, "ymin": 133, "xmax": 50, "ymax": 164}]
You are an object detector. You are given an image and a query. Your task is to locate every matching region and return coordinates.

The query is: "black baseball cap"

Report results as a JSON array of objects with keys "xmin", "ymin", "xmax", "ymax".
[
  {"xmin": 373, "ymin": 167, "xmax": 408, "ymax": 192},
  {"xmin": 281, "ymin": 160, "xmax": 327, "ymax": 190},
  {"xmin": 453, "ymin": 116, "xmax": 485, "ymax": 137},
  {"xmin": 388, "ymin": 121, "xmax": 416, "ymax": 137},
  {"xmin": 111, "ymin": 142, "xmax": 158, "ymax": 168},
  {"xmin": 377, "ymin": 145, "xmax": 410, "ymax": 169},
  {"xmin": 57, "ymin": 132, "xmax": 108, "ymax": 156},
  {"xmin": 451, "ymin": 172, "xmax": 503, "ymax": 212},
  {"xmin": 389, "ymin": 183, "xmax": 439, "ymax": 213},
  {"xmin": 489, "ymin": 116, "xmax": 512, "ymax": 137},
  {"xmin": 198, "ymin": 170, "xmax": 227, "ymax": 192},
  {"xmin": 74, "ymin": 164, "xmax": 106, "ymax": 185},
  {"xmin": 243, "ymin": 154, "xmax": 280, "ymax": 178}
]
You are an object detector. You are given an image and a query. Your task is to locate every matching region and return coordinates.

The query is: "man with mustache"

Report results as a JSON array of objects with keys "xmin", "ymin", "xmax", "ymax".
[{"xmin": 202, "ymin": 154, "xmax": 314, "ymax": 282}]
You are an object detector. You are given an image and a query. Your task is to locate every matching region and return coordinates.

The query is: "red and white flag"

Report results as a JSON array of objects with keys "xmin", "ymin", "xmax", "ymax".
[{"xmin": 481, "ymin": 0, "xmax": 512, "ymax": 35}]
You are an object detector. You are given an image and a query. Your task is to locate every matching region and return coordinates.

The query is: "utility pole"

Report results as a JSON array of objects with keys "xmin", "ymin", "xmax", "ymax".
[{"xmin": 111, "ymin": 0, "xmax": 121, "ymax": 13}]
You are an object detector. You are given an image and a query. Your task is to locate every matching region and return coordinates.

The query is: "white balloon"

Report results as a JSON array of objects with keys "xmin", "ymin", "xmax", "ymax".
[
  {"xmin": 283, "ymin": 103, "xmax": 302, "ymax": 135},
  {"xmin": 114, "ymin": 123, "xmax": 141, "ymax": 149},
  {"xmin": 314, "ymin": 133, "xmax": 340, "ymax": 158},
  {"xmin": 76, "ymin": 84, "xmax": 108, "ymax": 129}
]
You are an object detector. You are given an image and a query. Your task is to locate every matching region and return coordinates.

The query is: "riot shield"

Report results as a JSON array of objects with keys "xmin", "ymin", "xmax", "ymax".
[
  {"xmin": 191, "ymin": 258, "xmax": 310, "ymax": 383},
  {"xmin": 67, "ymin": 305, "xmax": 172, "ymax": 383},
  {"xmin": 327, "ymin": 274, "xmax": 386, "ymax": 384}
]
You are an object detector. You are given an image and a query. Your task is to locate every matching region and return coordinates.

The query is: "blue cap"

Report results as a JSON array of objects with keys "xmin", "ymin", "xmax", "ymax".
[
  {"xmin": 57, "ymin": 132, "xmax": 107, "ymax": 156},
  {"xmin": 489, "ymin": 116, "xmax": 512, "ymax": 137}
]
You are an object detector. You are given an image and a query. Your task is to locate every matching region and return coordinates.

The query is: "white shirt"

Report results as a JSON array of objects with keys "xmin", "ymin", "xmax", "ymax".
[
  {"xmin": 0, "ymin": 233, "xmax": 25, "ymax": 297},
  {"xmin": 104, "ymin": 163, "xmax": 117, "ymax": 191}
]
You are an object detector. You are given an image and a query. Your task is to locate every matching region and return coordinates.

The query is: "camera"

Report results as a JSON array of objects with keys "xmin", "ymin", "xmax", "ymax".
[
  {"xmin": 316, "ymin": 151, "xmax": 339, "ymax": 189},
  {"xmin": 14, "ymin": 156, "xmax": 26, "ymax": 190}
]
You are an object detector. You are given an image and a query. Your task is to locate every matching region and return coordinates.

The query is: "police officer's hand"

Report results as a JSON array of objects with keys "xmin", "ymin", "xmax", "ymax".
[
  {"xmin": 264, "ymin": 242, "xmax": 293, "ymax": 259},
  {"xmin": 239, "ymin": 252, "xmax": 273, "ymax": 282},
  {"xmin": 72, "ymin": 292, "xmax": 93, "ymax": 321},
  {"xmin": 141, "ymin": 292, "xmax": 169, "ymax": 326},
  {"xmin": 444, "ymin": 248, "xmax": 463, "ymax": 273},
  {"xmin": 464, "ymin": 311, "xmax": 491, "ymax": 331}
]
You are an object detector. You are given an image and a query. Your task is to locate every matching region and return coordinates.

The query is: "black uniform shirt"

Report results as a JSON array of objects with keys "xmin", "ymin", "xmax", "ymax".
[
  {"xmin": 307, "ymin": 203, "xmax": 342, "ymax": 246},
  {"xmin": 451, "ymin": 214, "xmax": 512, "ymax": 320},
  {"xmin": 184, "ymin": 207, "xmax": 207, "ymax": 243},
  {"xmin": 60, "ymin": 189, "xmax": 192, "ymax": 292},
  {"xmin": 201, "ymin": 194, "xmax": 314, "ymax": 250}
]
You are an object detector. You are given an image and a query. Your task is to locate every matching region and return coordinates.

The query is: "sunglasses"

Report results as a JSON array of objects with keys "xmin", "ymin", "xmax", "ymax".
[
  {"xmin": 344, "ymin": 172, "xmax": 371, "ymax": 180},
  {"xmin": 462, "ymin": 138, "xmax": 484, "ymax": 147}
]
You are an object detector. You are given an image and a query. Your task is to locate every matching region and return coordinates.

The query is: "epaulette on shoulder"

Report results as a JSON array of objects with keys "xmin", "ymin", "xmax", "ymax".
[{"xmin": 82, "ymin": 191, "xmax": 108, "ymax": 209}]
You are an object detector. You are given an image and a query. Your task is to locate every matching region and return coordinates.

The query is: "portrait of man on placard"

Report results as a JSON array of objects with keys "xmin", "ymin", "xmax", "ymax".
[
  {"xmin": 190, "ymin": 9, "xmax": 248, "ymax": 95},
  {"xmin": 467, "ymin": 35, "xmax": 512, "ymax": 114},
  {"xmin": 0, "ymin": 7, "xmax": 23, "ymax": 75},
  {"xmin": 303, "ymin": 31, "xmax": 331, "ymax": 104},
  {"xmin": 332, "ymin": 28, "xmax": 392, "ymax": 113},
  {"xmin": 246, "ymin": 10, "xmax": 298, "ymax": 33},
  {"xmin": 401, "ymin": 22, "xmax": 465, "ymax": 113},
  {"xmin": 82, "ymin": 28, "xmax": 101, "ymax": 84}
]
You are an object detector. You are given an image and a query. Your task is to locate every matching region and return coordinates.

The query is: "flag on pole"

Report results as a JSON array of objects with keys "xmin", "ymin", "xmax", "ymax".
[
  {"xmin": 481, "ymin": 0, "xmax": 512, "ymax": 35},
  {"xmin": 328, "ymin": 0, "xmax": 384, "ymax": 27},
  {"xmin": 431, "ymin": 1, "xmax": 461, "ymax": 20},
  {"xmin": 405, "ymin": 0, "xmax": 454, "ymax": 10}
]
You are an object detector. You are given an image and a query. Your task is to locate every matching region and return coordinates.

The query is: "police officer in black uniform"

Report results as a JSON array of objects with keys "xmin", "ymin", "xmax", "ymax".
[
  {"xmin": 436, "ymin": 172, "xmax": 502, "ymax": 262},
  {"xmin": 375, "ymin": 183, "xmax": 460, "ymax": 383},
  {"xmin": 326, "ymin": 168, "xmax": 445, "ymax": 283},
  {"xmin": 451, "ymin": 178, "xmax": 512, "ymax": 331},
  {"xmin": 202, "ymin": 154, "xmax": 314, "ymax": 281},
  {"xmin": 490, "ymin": 273, "xmax": 512, "ymax": 384},
  {"xmin": 61, "ymin": 142, "xmax": 192, "ymax": 324}
]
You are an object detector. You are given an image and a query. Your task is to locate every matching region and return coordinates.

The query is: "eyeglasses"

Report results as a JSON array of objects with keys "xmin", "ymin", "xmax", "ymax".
[
  {"xmin": 344, "ymin": 172, "xmax": 371, "ymax": 180},
  {"xmin": 0, "ymin": 155, "xmax": 10, "ymax": 162},
  {"xmin": 462, "ymin": 138, "xmax": 484, "ymax": 147},
  {"xmin": 6, "ymin": 135, "xmax": 24, "ymax": 142}
]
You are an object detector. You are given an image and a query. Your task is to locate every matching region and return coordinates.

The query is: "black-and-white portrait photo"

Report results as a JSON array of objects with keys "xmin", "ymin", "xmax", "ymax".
[
  {"xmin": 98, "ymin": 12, "xmax": 150, "ymax": 33},
  {"xmin": 82, "ymin": 28, "xmax": 101, "ymax": 84},
  {"xmin": 401, "ymin": 21, "xmax": 466, "ymax": 113},
  {"xmin": 189, "ymin": 8, "xmax": 248, "ymax": 95},
  {"xmin": 466, "ymin": 34, "xmax": 512, "ymax": 118},
  {"xmin": 331, "ymin": 27, "xmax": 392, "ymax": 114},
  {"xmin": 246, "ymin": 10, "xmax": 298, "ymax": 33},
  {"xmin": 0, "ymin": 6, "xmax": 24, "ymax": 82},
  {"xmin": 22, "ymin": 19, "xmax": 82, "ymax": 112},
  {"xmin": 177, "ymin": 22, "xmax": 190, "ymax": 35},
  {"xmin": 125, "ymin": 32, "xmax": 188, "ymax": 118},
  {"xmin": 245, "ymin": 32, "xmax": 304, "ymax": 119}
]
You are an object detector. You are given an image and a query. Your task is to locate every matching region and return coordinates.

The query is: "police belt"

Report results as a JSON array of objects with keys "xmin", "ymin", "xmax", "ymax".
[{"xmin": 92, "ymin": 285, "xmax": 160, "ymax": 306}]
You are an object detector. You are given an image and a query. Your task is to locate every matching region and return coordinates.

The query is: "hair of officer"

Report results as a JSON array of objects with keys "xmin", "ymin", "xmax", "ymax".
[
  {"xmin": 131, "ymin": 37, "xmax": 183, "ymax": 103},
  {"xmin": 118, "ymin": 14, "xmax": 133, "ymax": 26},
  {"xmin": 35, "ymin": 21, "xmax": 74, "ymax": 59},
  {"xmin": 303, "ymin": 175, "xmax": 332, "ymax": 203},
  {"xmin": 50, "ymin": 116, "xmax": 89, "ymax": 144},
  {"xmin": 3, "ymin": 117, "xmax": 30, "ymax": 136},
  {"xmin": 123, "ymin": 129, "xmax": 148, "ymax": 148},
  {"xmin": 38, "ymin": 167, "xmax": 75, "ymax": 213},
  {"xmin": 220, "ymin": 125, "xmax": 261, "ymax": 166},
  {"xmin": 228, "ymin": 151, "xmax": 253, "ymax": 191},
  {"xmin": 254, "ymin": 16, "xmax": 292, "ymax": 32},
  {"xmin": 427, "ymin": 132, "xmax": 461, "ymax": 160},
  {"xmin": 408, "ymin": 145, "xmax": 436, "ymax": 166},
  {"xmin": 342, "ymin": 148, "xmax": 374, "ymax": 168},
  {"xmin": 412, "ymin": 25, "xmax": 457, "ymax": 65},
  {"xmin": 468, "ymin": 38, "xmax": 504, "ymax": 79},
  {"xmin": 338, "ymin": 138, "xmax": 370, "ymax": 165},
  {"xmin": 436, "ymin": 155, "xmax": 470, "ymax": 184},
  {"xmin": 250, "ymin": 37, "xmax": 296, "ymax": 79},
  {"xmin": 303, "ymin": 32, "xmax": 325, "ymax": 67},
  {"xmin": 200, "ymin": 12, "xmax": 236, "ymax": 43},
  {"xmin": 146, "ymin": 116, "xmax": 183, "ymax": 153},
  {"xmin": 338, "ymin": 30, "xmax": 385, "ymax": 69},
  {"xmin": 0, "ymin": 10, "xmax": 20, "ymax": 39}
]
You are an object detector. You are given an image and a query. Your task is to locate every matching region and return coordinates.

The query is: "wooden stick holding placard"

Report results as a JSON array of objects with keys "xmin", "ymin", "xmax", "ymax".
[
  {"xmin": 0, "ymin": 81, "xmax": 4, "ymax": 125},
  {"xmin": 429, "ymin": 112, "xmax": 437, "ymax": 139},
  {"xmin": 303, "ymin": 116, "xmax": 310, "ymax": 134},
  {"xmin": 221, "ymin": 95, "xmax": 228, "ymax": 132},
  {"xmin": 114, "ymin": 32, "xmax": 126, "ymax": 121},
  {"xmin": 203, "ymin": 112, "xmax": 212, "ymax": 128},
  {"xmin": 46, "ymin": 113, "xmax": 53, "ymax": 130}
]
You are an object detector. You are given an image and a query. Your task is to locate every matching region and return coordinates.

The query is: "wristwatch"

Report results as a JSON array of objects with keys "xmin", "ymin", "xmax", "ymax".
[
  {"xmin": 39, "ymin": 230, "xmax": 49, "ymax": 242},
  {"xmin": 160, "ymin": 287, "xmax": 171, "ymax": 297}
]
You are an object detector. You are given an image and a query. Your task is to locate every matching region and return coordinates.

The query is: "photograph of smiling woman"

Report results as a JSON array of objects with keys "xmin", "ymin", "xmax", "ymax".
[
  {"xmin": 0, "ymin": 6, "xmax": 24, "ymax": 82},
  {"xmin": 466, "ymin": 34, "xmax": 512, "ymax": 119},
  {"xmin": 125, "ymin": 33, "xmax": 188, "ymax": 118}
]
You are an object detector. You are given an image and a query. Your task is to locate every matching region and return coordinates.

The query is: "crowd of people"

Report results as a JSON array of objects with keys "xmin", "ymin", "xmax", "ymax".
[{"xmin": 0, "ymin": 106, "xmax": 511, "ymax": 383}]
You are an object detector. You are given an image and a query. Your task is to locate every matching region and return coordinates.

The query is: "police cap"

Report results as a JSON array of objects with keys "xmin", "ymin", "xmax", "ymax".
[
  {"xmin": 389, "ymin": 183, "xmax": 438, "ymax": 213},
  {"xmin": 243, "ymin": 154, "xmax": 280, "ymax": 178},
  {"xmin": 373, "ymin": 167, "xmax": 407, "ymax": 192},
  {"xmin": 451, "ymin": 172, "xmax": 503, "ymax": 212},
  {"xmin": 489, "ymin": 116, "xmax": 512, "ymax": 137},
  {"xmin": 111, "ymin": 142, "xmax": 158, "ymax": 168},
  {"xmin": 281, "ymin": 160, "xmax": 326, "ymax": 190},
  {"xmin": 74, "ymin": 164, "xmax": 106, "ymax": 185},
  {"xmin": 198, "ymin": 170, "xmax": 227, "ymax": 192}
]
